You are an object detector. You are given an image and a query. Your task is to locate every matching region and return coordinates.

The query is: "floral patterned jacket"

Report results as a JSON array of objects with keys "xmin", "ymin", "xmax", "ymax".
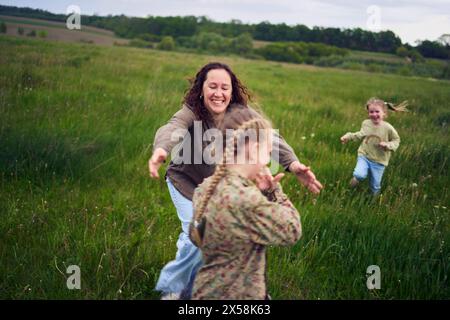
[{"xmin": 192, "ymin": 170, "xmax": 302, "ymax": 300}]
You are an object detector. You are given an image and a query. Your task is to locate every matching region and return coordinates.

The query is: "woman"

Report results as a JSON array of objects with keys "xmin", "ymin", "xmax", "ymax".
[{"xmin": 149, "ymin": 62, "xmax": 322, "ymax": 299}]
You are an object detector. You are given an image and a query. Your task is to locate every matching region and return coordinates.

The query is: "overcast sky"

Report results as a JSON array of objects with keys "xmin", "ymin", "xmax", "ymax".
[{"xmin": 1, "ymin": 0, "xmax": 449, "ymax": 44}]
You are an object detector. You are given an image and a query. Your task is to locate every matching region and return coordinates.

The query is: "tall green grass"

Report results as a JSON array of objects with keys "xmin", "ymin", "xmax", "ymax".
[{"xmin": 0, "ymin": 35, "xmax": 448, "ymax": 299}]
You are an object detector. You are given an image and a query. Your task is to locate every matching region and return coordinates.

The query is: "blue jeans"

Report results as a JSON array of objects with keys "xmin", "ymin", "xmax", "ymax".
[
  {"xmin": 353, "ymin": 155, "xmax": 386, "ymax": 194},
  {"xmin": 155, "ymin": 178, "xmax": 203, "ymax": 298}
]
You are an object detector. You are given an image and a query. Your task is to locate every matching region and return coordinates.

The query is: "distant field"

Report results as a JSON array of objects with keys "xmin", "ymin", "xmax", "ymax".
[
  {"xmin": 0, "ymin": 15, "xmax": 128, "ymax": 46},
  {"xmin": 0, "ymin": 35, "xmax": 449, "ymax": 299},
  {"xmin": 348, "ymin": 49, "xmax": 407, "ymax": 63},
  {"xmin": 253, "ymin": 39, "xmax": 272, "ymax": 49}
]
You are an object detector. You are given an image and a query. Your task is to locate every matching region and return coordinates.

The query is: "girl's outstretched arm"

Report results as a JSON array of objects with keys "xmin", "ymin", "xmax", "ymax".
[{"xmin": 341, "ymin": 120, "xmax": 369, "ymax": 142}]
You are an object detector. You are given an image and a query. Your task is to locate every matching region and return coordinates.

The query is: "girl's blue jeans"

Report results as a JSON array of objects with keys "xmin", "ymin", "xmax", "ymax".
[
  {"xmin": 353, "ymin": 155, "xmax": 386, "ymax": 194},
  {"xmin": 155, "ymin": 178, "xmax": 203, "ymax": 298}
]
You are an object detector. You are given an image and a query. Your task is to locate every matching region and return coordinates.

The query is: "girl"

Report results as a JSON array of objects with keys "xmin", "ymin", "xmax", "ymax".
[
  {"xmin": 149, "ymin": 62, "xmax": 322, "ymax": 299},
  {"xmin": 340, "ymin": 98, "xmax": 408, "ymax": 194},
  {"xmin": 190, "ymin": 108, "xmax": 302, "ymax": 300}
]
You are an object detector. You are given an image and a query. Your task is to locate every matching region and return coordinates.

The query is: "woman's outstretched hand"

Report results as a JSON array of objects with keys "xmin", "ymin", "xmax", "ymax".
[
  {"xmin": 149, "ymin": 147, "xmax": 168, "ymax": 179},
  {"xmin": 288, "ymin": 161, "xmax": 323, "ymax": 194}
]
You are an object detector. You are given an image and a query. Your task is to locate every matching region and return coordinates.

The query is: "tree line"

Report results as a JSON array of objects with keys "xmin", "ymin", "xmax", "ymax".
[{"xmin": 1, "ymin": 5, "xmax": 448, "ymax": 60}]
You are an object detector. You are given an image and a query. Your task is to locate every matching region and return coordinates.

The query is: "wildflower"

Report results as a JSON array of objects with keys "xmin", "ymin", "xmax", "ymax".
[{"xmin": 301, "ymin": 136, "xmax": 306, "ymax": 140}]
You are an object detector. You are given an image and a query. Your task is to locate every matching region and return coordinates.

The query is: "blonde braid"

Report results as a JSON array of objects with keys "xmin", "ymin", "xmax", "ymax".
[
  {"xmin": 366, "ymin": 97, "xmax": 409, "ymax": 113},
  {"xmin": 190, "ymin": 114, "xmax": 272, "ymax": 248},
  {"xmin": 385, "ymin": 100, "xmax": 409, "ymax": 112},
  {"xmin": 194, "ymin": 165, "xmax": 227, "ymax": 221},
  {"xmin": 190, "ymin": 163, "xmax": 227, "ymax": 248}
]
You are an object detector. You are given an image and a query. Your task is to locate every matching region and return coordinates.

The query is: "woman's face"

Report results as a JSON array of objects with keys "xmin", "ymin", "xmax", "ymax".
[{"xmin": 202, "ymin": 69, "xmax": 233, "ymax": 116}]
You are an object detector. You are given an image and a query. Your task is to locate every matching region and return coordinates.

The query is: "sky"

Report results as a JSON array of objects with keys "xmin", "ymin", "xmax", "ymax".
[{"xmin": 1, "ymin": 0, "xmax": 449, "ymax": 44}]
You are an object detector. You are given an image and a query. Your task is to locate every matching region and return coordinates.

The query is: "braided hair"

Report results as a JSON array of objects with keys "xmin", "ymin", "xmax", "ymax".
[{"xmin": 366, "ymin": 97, "xmax": 409, "ymax": 115}]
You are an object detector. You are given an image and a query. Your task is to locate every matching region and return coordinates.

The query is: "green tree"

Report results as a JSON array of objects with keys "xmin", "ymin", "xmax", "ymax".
[
  {"xmin": 253, "ymin": 21, "xmax": 272, "ymax": 41},
  {"xmin": 157, "ymin": 36, "xmax": 175, "ymax": 51},
  {"xmin": 18, "ymin": 27, "xmax": 24, "ymax": 35},
  {"xmin": 0, "ymin": 21, "xmax": 6, "ymax": 33},
  {"xmin": 409, "ymin": 50, "xmax": 425, "ymax": 63},
  {"xmin": 231, "ymin": 33, "xmax": 253, "ymax": 55},
  {"xmin": 257, "ymin": 43, "xmax": 303, "ymax": 63},
  {"xmin": 194, "ymin": 32, "xmax": 226, "ymax": 52},
  {"xmin": 442, "ymin": 63, "xmax": 450, "ymax": 79},
  {"xmin": 37, "ymin": 30, "xmax": 47, "ymax": 38},
  {"xmin": 396, "ymin": 46, "xmax": 409, "ymax": 58},
  {"xmin": 129, "ymin": 38, "xmax": 152, "ymax": 48},
  {"xmin": 416, "ymin": 40, "xmax": 449, "ymax": 59}
]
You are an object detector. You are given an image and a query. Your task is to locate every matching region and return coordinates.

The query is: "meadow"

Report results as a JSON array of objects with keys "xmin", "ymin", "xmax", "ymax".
[{"xmin": 0, "ymin": 34, "xmax": 449, "ymax": 299}]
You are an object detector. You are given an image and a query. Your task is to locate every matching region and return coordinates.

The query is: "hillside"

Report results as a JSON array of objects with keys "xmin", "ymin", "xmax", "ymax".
[{"xmin": 0, "ymin": 15, "xmax": 128, "ymax": 46}]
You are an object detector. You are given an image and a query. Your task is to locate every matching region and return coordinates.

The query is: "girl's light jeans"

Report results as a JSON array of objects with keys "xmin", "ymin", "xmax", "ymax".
[
  {"xmin": 155, "ymin": 178, "xmax": 203, "ymax": 298},
  {"xmin": 353, "ymin": 155, "xmax": 386, "ymax": 194}
]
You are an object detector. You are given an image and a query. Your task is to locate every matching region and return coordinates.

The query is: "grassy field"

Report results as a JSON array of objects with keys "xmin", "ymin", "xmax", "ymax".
[{"xmin": 0, "ymin": 34, "xmax": 449, "ymax": 299}]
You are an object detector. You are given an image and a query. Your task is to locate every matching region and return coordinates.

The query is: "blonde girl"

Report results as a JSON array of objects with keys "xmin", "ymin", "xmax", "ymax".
[
  {"xmin": 340, "ymin": 98, "xmax": 408, "ymax": 194},
  {"xmin": 190, "ymin": 108, "xmax": 302, "ymax": 300}
]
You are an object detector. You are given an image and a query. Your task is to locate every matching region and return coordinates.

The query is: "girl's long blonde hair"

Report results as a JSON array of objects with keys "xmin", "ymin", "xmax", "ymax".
[
  {"xmin": 366, "ymin": 97, "xmax": 409, "ymax": 114},
  {"xmin": 189, "ymin": 108, "xmax": 272, "ymax": 248}
]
